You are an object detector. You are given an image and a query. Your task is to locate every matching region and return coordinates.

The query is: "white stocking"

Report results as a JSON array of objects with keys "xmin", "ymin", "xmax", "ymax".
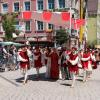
[
  {"xmin": 71, "ymin": 72, "xmax": 76, "ymax": 87},
  {"xmin": 24, "ymin": 71, "xmax": 28, "ymax": 82},
  {"xmin": 83, "ymin": 70, "xmax": 86, "ymax": 82},
  {"xmin": 36, "ymin": 68, "xmax": 39, "ymax": 76}
]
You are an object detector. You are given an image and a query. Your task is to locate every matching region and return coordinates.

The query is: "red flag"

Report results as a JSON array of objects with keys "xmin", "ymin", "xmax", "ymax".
[
  {"xmin": 61, "ymin": 12, "xmax": 70, "ymax": 21},
  {"xmin": 42, "ymin": 11, "xmax": 52, "ymax": 21},
  {"xmin": 22, "ymin": 11, "xmax": 32, "ymax": 20},
  {"xmin": 74, "ymin": 19, "xmax": 85, "ymax": 29}
]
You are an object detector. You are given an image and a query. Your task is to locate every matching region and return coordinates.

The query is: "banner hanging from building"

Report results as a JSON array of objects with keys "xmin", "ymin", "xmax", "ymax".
[
  {"xmin": 74, "ymin": 19, "xmax": 85, "ymax": 30},
  {"xmin": 42, "ymin": 11, "xmax": 52, "ymax": 21},
  {"xmin": 22, "ymin": 11, "xmax": 32, "ymax": 20},
  {"xmin": 61, "ymin": 12, "xmax": 70, "ymax": 21}
]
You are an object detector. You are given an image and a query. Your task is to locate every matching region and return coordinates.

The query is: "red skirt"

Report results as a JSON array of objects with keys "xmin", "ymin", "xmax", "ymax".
[
  {"xmin": 69, "ymin": 65, "xmax": 78, "ymax": 73},
  {"xmin": 34, "ymin": 60, "xmax": 42, "ymax": 68},
  {"xmin": 20, "ymin": 61, "xmax": 30, "ymax": 69},
  {"xmin": 50, "ymin": 65, "xmax": 59, "ymax": 79},
  {"xmin": 92, "ymin": 61, "xmax": 97, "ymax": 69}
]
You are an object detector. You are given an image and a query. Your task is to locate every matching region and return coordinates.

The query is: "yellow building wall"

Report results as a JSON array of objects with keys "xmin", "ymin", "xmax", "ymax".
[{"xmin": 87, "ymin": 17, "xmax": 97, "ymax": 45}]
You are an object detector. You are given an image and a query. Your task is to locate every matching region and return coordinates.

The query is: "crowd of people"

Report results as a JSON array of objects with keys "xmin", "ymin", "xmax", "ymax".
[{"xmin": 0, "ymin": 43, "xmax": 100, "ymax": 87}]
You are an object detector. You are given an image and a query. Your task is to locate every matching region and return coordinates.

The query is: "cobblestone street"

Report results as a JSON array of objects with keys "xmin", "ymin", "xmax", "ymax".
[{"xmin": 0, "ymin": 66, "xmax": 100, "ymax": 100}]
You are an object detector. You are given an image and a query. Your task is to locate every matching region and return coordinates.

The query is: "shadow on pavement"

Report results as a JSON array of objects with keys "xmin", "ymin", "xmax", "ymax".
[
  {"xmin": 60, "ymin": 83, "xmax": 71, "ymax": 86},
  {"xmin": 76, "ymin": 79, "xmax": 83, "ymax": 82},
  {"xmin": 15, "ymin": 73, "xmax": 58, "ymax": 83}
]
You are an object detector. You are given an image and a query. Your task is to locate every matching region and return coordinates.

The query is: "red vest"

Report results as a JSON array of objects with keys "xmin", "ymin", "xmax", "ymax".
[
  {"xmin": 82, "ymin": 52, "xmax": 90, "ymax": 69},
  {"xmin": 19, "ymin": 51, "xmax": 30, "ymax": 69},
  {"xmin": 34, "ymin": 51, "xmax": 42, "ymax": 68},
  {"xmin": 69, "ymin": 53, "xmax": 78, "ymax": 72}
]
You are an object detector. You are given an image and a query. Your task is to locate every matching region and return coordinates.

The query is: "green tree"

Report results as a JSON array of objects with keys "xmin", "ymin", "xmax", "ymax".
[
  {"xmin": 2, "ymin": 13, "xmax": 17, "ymax": 41},
  {"xmin": 56, "ymin": 29, "xmax": 68, "ymax": 45}
]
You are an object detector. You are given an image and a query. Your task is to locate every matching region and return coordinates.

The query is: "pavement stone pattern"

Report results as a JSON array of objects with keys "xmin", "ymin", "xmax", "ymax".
[{"xmin": 0, "ymin": 65, "xmax": 100, "ymax": 100}]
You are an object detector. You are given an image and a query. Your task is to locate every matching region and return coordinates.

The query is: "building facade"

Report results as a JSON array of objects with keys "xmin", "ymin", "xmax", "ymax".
[
  {"xmin": 87, "ymin": 0, "xmax": 99, "ymax": 46},
  {"xmin": 97, "ymin": 0, "xmax": 100, "ymax": 45},
  {"xmin": 0, "ymin": 0, "xmax": 80, "ymax": 45}
]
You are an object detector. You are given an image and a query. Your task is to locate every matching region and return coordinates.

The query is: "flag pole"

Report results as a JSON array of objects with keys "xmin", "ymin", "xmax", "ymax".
[
  {"xmin": 69, "ymin": 7, "xmax": 72, "ymax": 48},
  {"xmin": 75, "ymin": 19, "xmax": 79, "ymax": 49},
  {"xmin": 79, "ymin": 0, "xmax": 83, "ymax": 44},
  {"xmin": 69, "ymin": 7, "xmax": 72, "ymax": 36}
]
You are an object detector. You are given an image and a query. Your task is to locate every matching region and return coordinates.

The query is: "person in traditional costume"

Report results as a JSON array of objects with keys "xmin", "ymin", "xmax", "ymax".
[
  {"xmin": 81, "ymin": 48, "xmax": 92, "ymax": 82},
  {"xmin": 68, "ymin": 47, "xmax": 79, "ymax": 87},
  {"xmin": 45, "ymin": 47, "xmax": 51, "ymax": 78},
  {"xmin": 18, "ymin": 45, "xmax": 30, "ymax": 84},
  {"xmin": 50, "ymin": 48, "xmax": 59, "ymax": 80},
  {"xmin": 33, "ymin": 47, "xmax": 42, "ymax": 79}
]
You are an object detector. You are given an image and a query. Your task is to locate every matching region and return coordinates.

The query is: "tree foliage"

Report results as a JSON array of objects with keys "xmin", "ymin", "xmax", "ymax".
[
  {"xmin": 2, "ymin": 13, "xmax": 17, "ymax": 41},
  {"xmin": 56, "ymin": 29, "xmax": 68, "ymax": 45}
]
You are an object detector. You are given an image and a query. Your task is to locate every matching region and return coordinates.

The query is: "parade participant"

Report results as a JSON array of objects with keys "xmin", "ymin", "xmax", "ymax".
[
  {"xmin": 45, "ymin": 47, "xmax": 51, "ymax": 78},
  {"xmin": 68, "ymin": 47, "xmax": 79, "ymax": 88},
  {"xmin": 27, "ymin": 45, "xmax": 33, "ymax": 68},
  {"xmin": 33, "ymin": 46, "xmax": 42, "ymax": 79},
  {"xmin": 18, "ymin": 45, "xmax": 30, "ymax": 84},
  {"xmin": 81, "ymin": 48, "xmax": 92, "ymax": 82},
  {"xmin": 50, "ymin": 48, "xmax": 59, "ymax": 80}
]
